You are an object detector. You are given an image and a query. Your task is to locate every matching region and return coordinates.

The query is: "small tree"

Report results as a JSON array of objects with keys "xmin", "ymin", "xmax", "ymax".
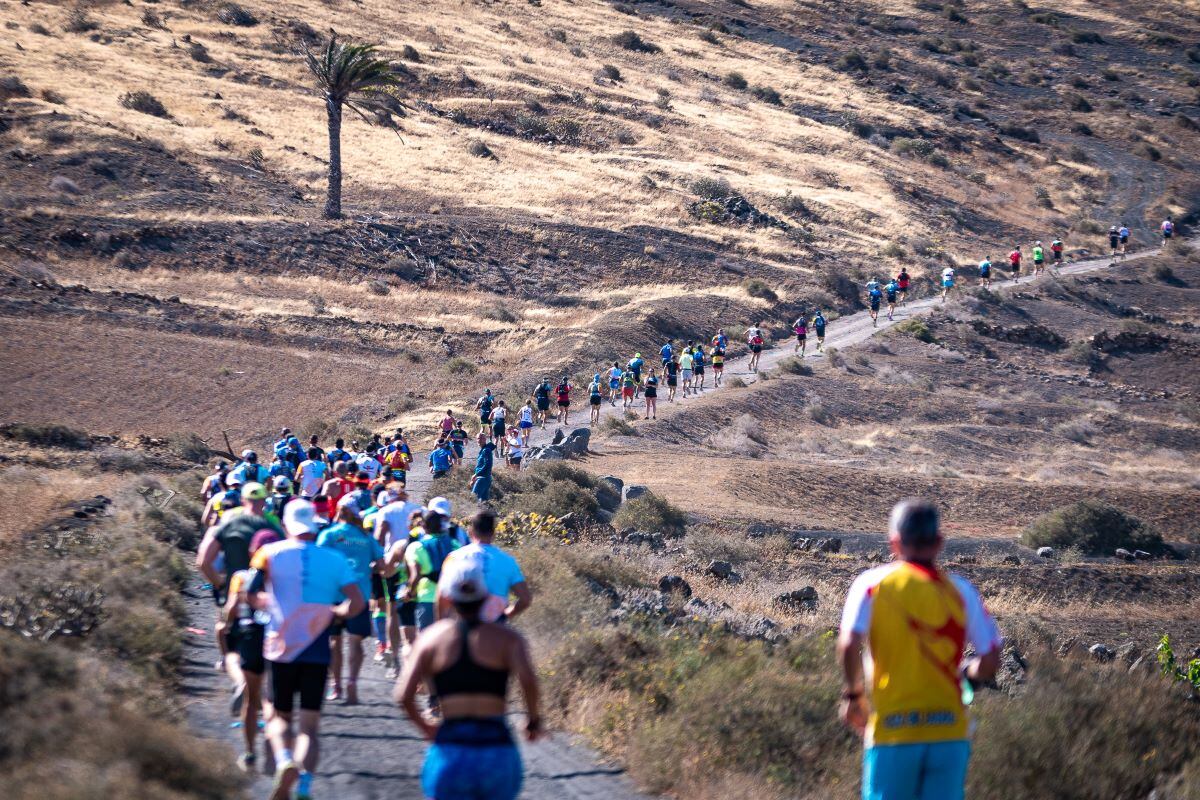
[{"xmin": 302, "ymin": 34, "xmax": 402, "ymax": 219}]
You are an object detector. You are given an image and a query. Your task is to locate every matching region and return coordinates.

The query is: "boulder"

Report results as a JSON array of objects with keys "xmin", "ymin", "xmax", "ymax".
[
  {"xmin": 525, "ymin": 445, "xmax": 565, "ymax": 461},
  {"xmin": 995, "ymin": 645, "xmax": 1028, "ymax": 691},
  {"xmin": 793, "ymin": 536, "xmax": 842, "ymax": 553},
  {"xmin": 1115, "ymin": 641, "xmax": 1140, "ymax": 665},
  {"xmin": 551, "ymin": 429, "xmax": 565, "ymax": 445},
  {"xmin": 599, "ymin": 475, "xmax": 624, "ymax": 496},
  {"xmin": 1036, "ymin": 547, "xmax": 1055, "ymax": 559},
  {"xmin": 706, "ymin": 560, "xmax": 741, "ymax": 582},
  {"xmin": 560, "ymin": 427, "xmax": 591, "ymax": 456},
  {"xmin": 625, "ymin": 531, "xmax": 665, "ymax": 550},
  {"xmin": 773, "ymin": 586, "xmax": 819, "ymax": 612},
  {"xmin": 1133, "ymin": 549, "xmax": 1153, "ymax": 560},
  {"xmin": 1001, "ymin": 554, "xmax": 1021, "ymax": 566},
  {"xmin": 623, "ymin": 484, "xmax": 650, "ymax": 502},
  {"xmin": 739, "ymin": 615, "xmax": 785, "ymax": 643},
  {"xmin": 746, "ymin": 522, "xmax": 771, "ymax": 538},
  {"xmin": 595, "ymin": 483, "xmax": 622, "ymax": 513},
  {"xmin": 1115, "ymin": 548, "xmax": 1134, "ymax": 562},
  {"xmin": 657, "ymin": 575, "xmax": 692, "ymax": 597},
  {"xmin": 1089, "ymin": 643, "xmax": 1116, "ymax": 662}
]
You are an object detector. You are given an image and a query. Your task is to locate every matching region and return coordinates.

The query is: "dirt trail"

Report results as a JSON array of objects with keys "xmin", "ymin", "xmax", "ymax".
[{"xmin": 186, "ymin": 239, "xmax": 1171, "ymax": 798}]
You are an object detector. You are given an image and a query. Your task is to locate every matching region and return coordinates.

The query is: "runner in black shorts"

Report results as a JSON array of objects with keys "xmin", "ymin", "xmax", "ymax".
[
  {"xmin": 219, "ymin": 569, "xmax": 268, "ymax": 772},
  {"xmin": 533, "ymin": 377, "xmax": 552, "ymax": 428}
]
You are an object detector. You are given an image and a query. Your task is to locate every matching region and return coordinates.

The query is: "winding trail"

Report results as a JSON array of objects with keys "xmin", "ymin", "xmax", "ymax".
[{"xmin": 183, "ymin": 238, "xmax": 1170, "ymax": 799}]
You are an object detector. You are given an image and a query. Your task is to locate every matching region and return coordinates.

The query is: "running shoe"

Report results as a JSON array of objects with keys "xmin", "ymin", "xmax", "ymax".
[
  {"xmin": 237, "ymin": 752, "xmax": 257, "ymax": 773},
  {"xmin": 270, "ymin": 760, "xmax": 299, "ymax": 800}
]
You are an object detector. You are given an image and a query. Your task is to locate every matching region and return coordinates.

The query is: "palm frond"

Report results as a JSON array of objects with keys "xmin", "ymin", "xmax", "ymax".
[{"xmin": 301, "ymin": 33, "xmax": 404, "ymax": 103}]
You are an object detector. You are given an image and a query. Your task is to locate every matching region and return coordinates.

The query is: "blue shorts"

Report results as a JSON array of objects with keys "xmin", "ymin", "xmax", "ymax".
[
  {"xmin": 863, "ymin": 740, "xmax": 970, "ymax": 800},
  {"xmin": 423, "ymin": 718, "xmax": 522, "ymax": 800},
  {"xmin": 329, "ymin": 607, "xmax": 371, "ymax": 638},
  {"xmin": 519, "ymin": 420, "xmax": 533, "ymax": 430},
  {"xmin": 943, "ymin": 279, "xmax": 954, "ymax": 288}
]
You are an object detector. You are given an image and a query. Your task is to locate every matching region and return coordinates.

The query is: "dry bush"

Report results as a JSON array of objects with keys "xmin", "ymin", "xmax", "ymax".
[
  {"xmin": 63, "ymin": 7, "xmax": 98, "ymax": 33},
  {"xmin": 2, "ymin": 423, "xmax": 91, "ymax": 449},
  {"xmin": 141, "ymin": 8, "xmax": 167, "ymax": 29},
  {"xmin": 708, "ymin": 413, "xmax": 767, "ymax": 457},
  {"xmin": 120, "ymin": 91, "xmax": 170, "ymax": 118},
  {"xmin": 216, "ymin": 2, "xmax": 257, "ymax": 26},
  {"xmin": 445, "ymin": 356, "xmax": 477, "ymax": 375},
  {"xmin": 611, "ymin": 493, "xmax": 686, "ymax": 536},
  {"xmin": 613, "ymin": 30, "xmax": 659, "ymax": 53},
  {"xmin": 692, "ymin": 175, "xmax": 731, "ymax": 199},
  {"xmin": 742, "ymin": 278, "xmax": 777, "ymax": 302},
  {"xmin": 724, "ymin": 71, "xmax": 748, "ymax": 90},
  {"xmin": 599, "ymin": 417, "xmax": 638, "ymax": 436},
  {"xmin": 467, "ymin": 138, "xmax": 493, "ymax": 158}
]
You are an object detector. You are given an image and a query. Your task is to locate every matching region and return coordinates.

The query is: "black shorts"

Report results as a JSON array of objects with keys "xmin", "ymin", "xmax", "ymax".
[
  {"xmin": 815, "ymin": 330, "xmax": 825, "ymax": 339},
  {"xmin": 870, "ymin": 303, "xmax": 880, "ymax": 312},
  {"xmin": 1120, "ymin": 235, "xmax": 1129, "ymax": 244},
  {"xmin": 796, "ymin": 334, "xmax": 806, "ymax": 342},
  {"xmin": 667, "ymin": 375, "xmax": 677, "ymax": 386},
  {"xmin": 492, "ymin": 421, "xmax": 505, "ymax": 437},
  {"xmin": 233, "ymin": 623, "xmax": 265, "ymax": 675},
  {"xmin": 480, "ymin": 413, "xmax": 491, "ymax": 424},
  {"xmin": 1163, "ymin": 230, "xmax": 1173, "ymax": 239},
  {"xmin": 329, "ymin": 607, "xmax": 371, "ymax": 638},
  {"xmin": 371, "ymin": 573, "xmax": 399, "ymax": 601},
  {"xmin": 1110, "ymin": 237, "xmax": 1119, "ymax": 248},
  {"xmin": 1052, "ymin": 251, "xmax": 1062, "ymax": 261},
  {"xmin": 398, "ymin": 600, "xmax": 417, "ymax": 627},
  {"xmin": 557, "ymin": 400, "xmax": 570, "ymax": 407},
  {"xmin": 270, "ymin": 660, "xmax": 328, "ymax": 714},
  {"xmin": 536, "ymin": 397, "xmax": 549, "ymax": 411},
  {"xmin": 1034, "ymin": 258, "xmax": 1044, "ymax": 266},
  {"xmin": 1011, "ymin": 263, "xmax": 1020, "ymax": 273},
  {"xmin": 590, "ymin": 395, "xmax": 602, "ymax": 406},
  {"xmin": 645, "ymin": 389, "xmax": 657, "ymax": 398},
  {"xmin": 750, "ymin": 344, "xmax": 763, "ymax": 353}
]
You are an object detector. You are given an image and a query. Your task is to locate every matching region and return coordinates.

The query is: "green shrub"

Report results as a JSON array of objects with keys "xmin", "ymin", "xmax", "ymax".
[
  {"xmin": 893, "ymin": 318, "xmax": 934, "ymax": 343},
  {"xmin": 1021, "ymin": 500, "xmax": 1163, "ymax": 555},
  {"xmin": 612, "ymin": 493, "xmax": 687, "ymax": 536},
  {"xmin": 777, "ymin": 357, "xmax": 812, "ymax": 376},
  {"xmin": 2, "ymin": 422, "xmax": 91, "ymax": 449},
  {"xmin": 600, "ymin": 417, "xmax": 639, "ymax": 436},
  {"xmin": 742, "ymin": 278, "xmax": 777, "ymax": 302},
  {"xmin": 445, "ymin": 356, "xmax": 478, "ymax": 375},
  {"xmin": 599, "ymin": 63, "xmax": 622, "ymax": 81}
]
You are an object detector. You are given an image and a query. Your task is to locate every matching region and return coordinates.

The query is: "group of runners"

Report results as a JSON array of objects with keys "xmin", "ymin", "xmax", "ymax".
[
  {"xmin": 186, "ymin": 217, "xmax": 1194, "ymax": 800},
  {"xmin": 197, "ymin": 429, "xmax": 536, "ymax": 800}
]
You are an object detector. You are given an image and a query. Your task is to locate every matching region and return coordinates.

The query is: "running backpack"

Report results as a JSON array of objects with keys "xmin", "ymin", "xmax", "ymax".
[
  {"xmin": 420, "ymin": 534, "xmax": 457, "ymax": 583},
  {"xmin": 751, "ymin": 334, "xmax": 764, "ymax": 345}
]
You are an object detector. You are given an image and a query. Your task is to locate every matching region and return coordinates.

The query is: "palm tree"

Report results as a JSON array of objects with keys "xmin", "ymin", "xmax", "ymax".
[{"xmin": 302, "ymin": 34, "xmax": 402, "ymax": 219}]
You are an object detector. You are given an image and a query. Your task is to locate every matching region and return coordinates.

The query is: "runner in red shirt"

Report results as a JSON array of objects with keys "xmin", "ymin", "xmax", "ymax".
[
  {"xmin": 1008, "ymin": 246, "xmax": 1022, "ymax": 284},
  {"xmin": 555, "ymin": 376, "xmax": 572, "ymax": 425},
  {"xmin": 895, "ymin": 268, "xmax": 910, "ymax": 306}
]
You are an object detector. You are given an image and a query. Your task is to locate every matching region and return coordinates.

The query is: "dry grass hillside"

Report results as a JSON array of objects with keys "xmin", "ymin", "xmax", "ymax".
[{"xmin": 3, "ymin": 0, "xmax": 1200, "ymax": 441}]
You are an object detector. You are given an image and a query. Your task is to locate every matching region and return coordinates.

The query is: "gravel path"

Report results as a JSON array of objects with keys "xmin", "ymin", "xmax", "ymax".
[{"xmin": 184, "ymin": 239, "xmax": 1167, "ymax": 798}]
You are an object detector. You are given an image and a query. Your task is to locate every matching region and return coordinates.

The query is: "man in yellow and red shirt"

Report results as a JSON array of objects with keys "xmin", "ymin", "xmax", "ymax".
[{"xmin": 838, "ymin": 499, "xmax": 1001, "ymax": 800}]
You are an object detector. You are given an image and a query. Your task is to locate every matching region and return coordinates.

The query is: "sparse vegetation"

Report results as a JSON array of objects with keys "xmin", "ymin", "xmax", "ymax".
[
  {"xmin": 467, "ymin": 138, "xmax": 493, "ymax": 158},
  {"xmin": 445, "ymin": 356, "xmax": 478, "ymax": 375},
  {"xmin": 893, "ymin": 318, "xmax": 934, "ymax": 343},
  {"xmin": 1022, "ymin": 501, "xmax": 1163, "ymax": 555},
  {"xmin": 613, "ymin": 30, "xmax": 659, "ymax": 53},
  {"xmin": 724, "ymin": 71, "xmax": 748, "ymax": 90},
  {"xmin": 2, "ymin": 422, "xmax": 91, "ymax": 449},
  {"xmin": 599, "ymin": 417, "xmax": 639, "ymax": 436},
  {"xmin": 611, "ymin": 493, "xmax": 687, "ymax": 536},
  {"xmin": 119, "ymin": 91, "xmax": 170, "ymax": 119},
  {"xmin": 63, "ymin": 7, "xmax": 98, "ymax": 33},
  {"xmin": 598, "ymin": 63, "xmax": 622, "ymax": 81},
  {"xmin": 692, "ymin": 175, "xmax": 731, "ymax": 199},
  {"xmin": 742, "ymin": 278, "xmax": 777, "ymax": 302}
]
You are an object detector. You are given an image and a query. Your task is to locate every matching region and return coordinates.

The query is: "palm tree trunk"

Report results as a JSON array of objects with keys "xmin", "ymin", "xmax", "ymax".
[{"xmin": 323, "ymin": 95, "xmax": 343, "ymax": 219}]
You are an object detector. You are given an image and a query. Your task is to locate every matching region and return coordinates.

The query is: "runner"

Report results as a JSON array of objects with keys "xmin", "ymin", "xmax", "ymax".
[
  {"xmin": 489, "ymin": 401, "xmax": 508, "ymax": 455},
  {"xmin": 868, "ymin": 284, "xmax": 883, "ymax": 327},
  {"xmin": 475, "ymin": 389, "xmax": 495, "ymax": 437},
  {"xmin": 660, "ymin": 341, "xmax": 673, "ymax": 371},
  {"xmin": 269, "ymin": 453, "xmax": 295, "ymax": 484},
  {"xmin": 940, "ymin": 266, "xmax": 955, "ymax": 303},
  {"xmin": 383, "ymin": 432, "xmax": 412, "ymax": 481},
  {"xmin": 266, "ymin": 476, "xmax": 296, "ymax": 519},
  {"xmin": 449, "ymin": 420, "xmax": 470, "ymax": 462},
  {"xmin": 506, "ymin": 428, "xmax": 524, "ymax": 470},
  {"xmin": 711, "ymin": 346, "xmax": 725, "ymax": 386},
  {"xmin": 665, "ymin": 355, "xmax": 679, "ymax": 402},
  {"xmin": 812, "ymin": 310, "xmax": 827, "ymax": 352},
  {"xmin": 396, "ymin": 555, "xmax": 543, "ymax": 800},
  {"xmin": 325, "ymin": 438, "xmax": 351, "ymax": 467},
  {"xmin": 533, "ymin": 378, "xmax": 552, "ymax": 428},
  {"xmin": 627, "ymin": 353, "xmax": 645, "ymax": 398},
  {"xmin": 693, "ymin": 344, "xmax": 707, "ymax": 391},
  {"xmin": 837, "ymin": 498, "xmax": 1001, "ymax": 800},
  {"xmin": 403, "ymin": 509, "xmax": 462, "ymax": 632},
  {"xmin": 620, "ymin": 367, "xmax": 638, "ymax": 410},
  {"xmin": 320, "ymin": 461, "xmax": 354, "ymax": 509},
  {"xmin": 296, "ymin": 448, "xmax": 328, "ymax": 500},
  {"xmin": 1050, "ymin": 237, "xmax": 1064, "ymax": 272},
  {"xmin": 428, "ymin": 439, "xmax": 453, "ymax": 479},
  {"xmin": 202, "ymin": 462, "xmax": 229, "ymax": 500},
  {"xmin": 1008, "ymin": 246, "xmax": 1022, "ymax": 283},
  {"xmin": 589, "ymin": 375, "xmax": 603, "ymax": 425},
  {"xmin": 245, "ymin": 500, "xmax": 364, "ymax": 800},
  {"xmin": 436, "ymin": 508, "xmax": 532, "ymax": 623},
  {"xmin": 792, "ymin": 315, "xmax": 808, "ymax": 356},
  {"xmin": 232, "ymin": 450, "xmax": 269, "ymax": 485},
  {"xmin": 978, "ymin": 256, "xmax": 992, "ymax": 289},
  {"xmin": 216, "ymin": 563, "xmax": 270, "ymax": 772},
  {"xmin": 440, "ymin": 410, "xmax": 456, "ymax": 439},
  {"xmin": 643, "ymin": 370, "xmax": 659, "ymax": 419},
  {"xmin": 680, "ymin": 347, "xmax": 694, "ymax": 397},
  {"xmin": 353, "ymin": 447, "xmax": 381, "ymax": 482},
  {"xmin": 1118, "ymin": 224, "xmax": 1130, "ymax": 258},
  {"xmin": 317, "ymin": 501, "xmax": 385, "ymax": 705},
  {"xmin": 711, "ymin": 328, "xmax": 729, "ymax": 350},
  {"xmin": 472, "ymin": 432, "xmax": 496, "ymax": 503},
  {"xmin": 375, "ymin": 485, "xmax": 424, "ymax": 672},
  {"xmin": 896, "ymin": 268, "xmax": 910, "ymax": 306},
  {"xmin": 1032, "ymin": 241, "xmax": 1045, "ymax": 277},
  {"xmin": 746, "ymin": 323, "xmax": 764, "ymax": 373},
  {"xmin": 555, "ymin": 375, "xmax": 572, "ymax": 425},
  {"xmin": 865, "ymin": 276, "xmax": 880, "ymax": 294},
  {"xmin": 517, "ymin": 400, "xmax": 534, "ymax": 446},
  {"xmin": 1162, "ymin": 217, "xmax": 1174, "ymax": 249},
  {"xmin": 306, "ymin": 435, "xmax": 325, "ymax": 462},
  {"xmin": 885, "ymin": 280, "xmax": 899, "ymax": 321},
  {"xmin": 607, "ymin": 362, "xmax": 623, "ymax": 406}
]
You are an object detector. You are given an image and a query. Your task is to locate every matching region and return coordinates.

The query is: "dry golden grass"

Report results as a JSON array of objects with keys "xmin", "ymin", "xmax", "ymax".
[{"xmin": 0, "ymin": 465, "xmax": 123, "ymax": 542}]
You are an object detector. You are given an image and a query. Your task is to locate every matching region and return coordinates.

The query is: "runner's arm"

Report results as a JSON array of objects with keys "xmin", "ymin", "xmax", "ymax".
[
  {"xmin": 506, "ymin": 581, "xmax": 532, "ymax": 620},
  {"xmin": 334, "ymin": 582, "xmax": 365, "ymax": 620},
  {"xmin": 511, "ymin": 633, "xmax": 543, "ymax": 741},
  {"xmin": 196, "ymin": 527, "xmax": 222, "ymax": 586}
]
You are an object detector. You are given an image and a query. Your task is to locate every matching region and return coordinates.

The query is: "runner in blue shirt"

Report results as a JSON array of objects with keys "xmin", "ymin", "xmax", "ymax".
[
  {"xmin": 868, "ymin": 286, "xmax": 883, "ymax": 328},
  {"xmin": 812, "ymin": 311, "xmax": 827, "ymax": 352},
  {"xmin": 428, "ymin": 442, "xmax": 453, "ymax": 478},
  {"xmin": 660, "ymin": 342, "xmax": 673, "ymax": 369}
]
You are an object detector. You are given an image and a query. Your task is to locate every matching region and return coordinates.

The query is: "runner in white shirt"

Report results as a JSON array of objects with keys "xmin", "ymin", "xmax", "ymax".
[
  {"xmin": 295, "ymin": 449, "xmax": 328, "ymax": 499},
  {"xmin": 941, "ymin": 266, "xmax": 956, "ymax": 303}
]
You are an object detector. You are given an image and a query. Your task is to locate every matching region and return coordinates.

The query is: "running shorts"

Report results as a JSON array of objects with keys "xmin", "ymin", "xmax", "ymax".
[
  {"xmin": 681, "ymin": 369, "xmax": 693, "ymax": 381},
  {"xmin": 398, "ymin": 600, "xmax": 417, "ymax": 627},
  {"xmin": 750, "ymin": 344, "xmax": 763, "ymax": 353},
  {"xmin": 414, "ymin": 602, "xmax": 437, "ymax": 630},
  {"xmin": 796, "ymin": 333, "xmax": 806, "ymax": 342},
  {"xmin": 232, "ymin": 623, "xmax": 265, "ymax": 675},
  {"xmin": 371, "ymin": 573, "xmax": 400, "ymax": 602},
  {"xmin": 423, "ymin": 718, "xmax": 522, "ymax": 800},
  {"xmin": 1120, "ymin": 235, "xmax": 1129, "ymax": 244},
  {"xmin": 644, "ymin": 388, "xmax": 657, "ymax": 398},
  {"xmin": 862, "ymin": 741, "xmax": 970, "ymax": 800},
  {"xmin": 622, "ymin": 387, "xmax": 634, "ymax": 398},
  {"xmin": 943, "ymin": 279, "xmax": 953, "ymax": 288},
  {"xmin": 590, "ymin": 395, "xmax": 602, "ymax": 406},
  {"xmin": 269, "ymin": 660, "xmax": 328, "ymax": 713},
  {"xmin": 667, "ymin": 376, "xmax": 677, "ymax": 386},
  {"xmin": 451, "ymin": 441, "xmax": 464, "ymax": 459},
  {"xmin": 519, "ymin": 420, "xmax": 533, "ymax": 429},
  {"xmin": 694, "ymin": 365, "xmax": 704, "ymax": 375},
  {"xmin": 1164, "ymin": 230, "xmax": 1173, "ymax": 239},
  {"xmin": 329, "ymin": 607, "xmax": 371, "ymax": 638},
  {"xmin": 479, "ymin": 412, "xmax": 490, "ymax": 424},
  {"xmin": 492, "ymin": 420, "xmax": 505, "ymax": 437},
  {"xmin": 1110, "ymin": 237, "xmax": 1120, "ymax": 248},
  {"xmin": 557, "ymin": 399, "xmax": 570, "ymax": 408},
  {"xmin": 536, "ymin": 397, "xmax": 549, "ymax": 411},
  {"xmin": 508, "ymin": 454, "xmax": 522, "ymax": 466}
]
